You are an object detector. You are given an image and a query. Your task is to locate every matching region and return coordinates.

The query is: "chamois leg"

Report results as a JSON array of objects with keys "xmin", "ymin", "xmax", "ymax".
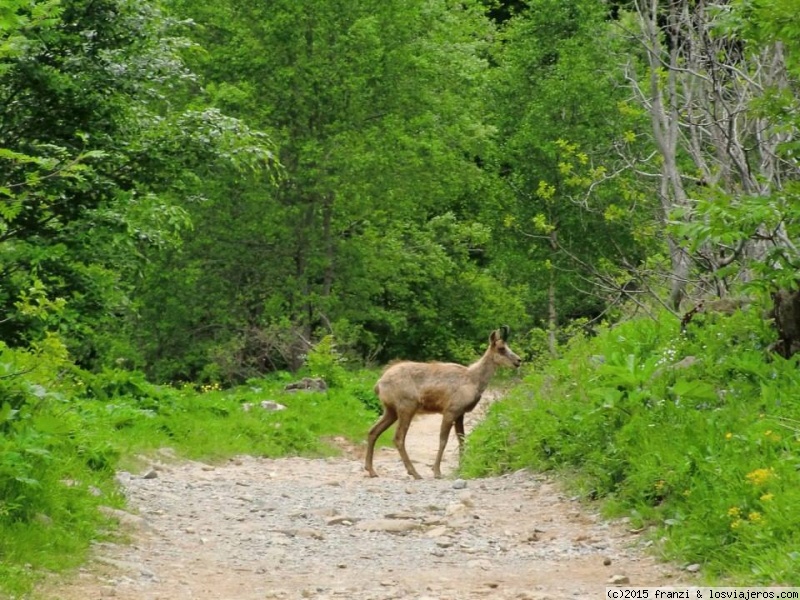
[
  {"xmin": 394, "ymin": 411, "xmax": 422, "ymax": 480},
  {"xmin": 454, "ymin": 414, "xmax": 466, "ymax": 455},
  {"xmin": 433, "ymin": 413, "xmax": 456, "ymax": 479},
  {"xmin": 365, "ymin": 406, "xmax": 398, "ymax": 477}
]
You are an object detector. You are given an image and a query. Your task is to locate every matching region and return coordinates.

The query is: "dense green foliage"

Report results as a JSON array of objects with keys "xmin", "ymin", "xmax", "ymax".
[
  {"xmin": 0, "ymin": 0, "xmax": 275, "ymax": 372},
  {"xmin": 462, "ymin": 305, "xmax": 800, "ymax": 583},
  {"xmin": 131, "ymin": 0, "xmax": 524, "ymax": 380},
  {"xmin": 4, "ymin": 0, "xmax": 795, "ymax": 379},
  {"xmin": 2, "ymin": 0, "xmax": 800, "ymax": 593},
  {"xmin": 487, "ymin": 0, "xmax": 656, "ymax": 336}
]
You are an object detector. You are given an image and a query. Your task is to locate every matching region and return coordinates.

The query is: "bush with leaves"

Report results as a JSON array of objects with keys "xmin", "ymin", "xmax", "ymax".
[{"xmin": 0, "ymin": 336, "xmax": 126, "ymax": 595}]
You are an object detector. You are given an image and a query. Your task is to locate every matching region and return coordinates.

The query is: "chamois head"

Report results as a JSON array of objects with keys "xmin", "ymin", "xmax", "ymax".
[{"xmin": 489, "ymin": 325, "xmax": 521, "ymax": 368}]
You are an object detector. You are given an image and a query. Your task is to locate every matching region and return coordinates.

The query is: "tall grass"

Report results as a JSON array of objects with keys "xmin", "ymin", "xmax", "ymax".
[{"xmin": 461, "ymin": 306, "xmax": 800, "ymax": 583}]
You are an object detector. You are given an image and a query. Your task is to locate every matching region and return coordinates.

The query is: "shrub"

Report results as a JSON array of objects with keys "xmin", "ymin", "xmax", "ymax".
[{"xmin": 304, "ymin": 335, "xmax": 347, "ymax": 388}]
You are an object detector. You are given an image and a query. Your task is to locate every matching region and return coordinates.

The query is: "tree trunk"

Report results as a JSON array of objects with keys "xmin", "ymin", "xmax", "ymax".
[
  {"xmin": 640, "ymin": 0, "xmax": 691, "ymax": 310},
  {"xmin": 769, "ymin": 289, "xmax": 800, "ymax": 359},
  {"xmin": 321, "ymin": 193, "xmax": 335, "ymax": 299},
  {"xmin": 547, "ymin": 230, "xmax": 558, "ymax": 355}
]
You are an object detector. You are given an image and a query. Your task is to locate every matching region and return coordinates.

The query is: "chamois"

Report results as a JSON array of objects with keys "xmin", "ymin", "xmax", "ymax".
[{"xmin": 364, "ymin": 327, "xmax": 521, "ymax": 479}]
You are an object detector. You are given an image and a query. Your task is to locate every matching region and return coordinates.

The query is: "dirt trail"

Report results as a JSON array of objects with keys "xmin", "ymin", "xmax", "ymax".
[{"xmin": 42, "ymin": 396, "xmax": 688, "ymax": 600}]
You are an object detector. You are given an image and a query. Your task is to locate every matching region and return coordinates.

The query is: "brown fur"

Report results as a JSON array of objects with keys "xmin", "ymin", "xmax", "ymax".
[{"xmin": 364, "ymin": 329, "xmax": 521, "ymax": 479}]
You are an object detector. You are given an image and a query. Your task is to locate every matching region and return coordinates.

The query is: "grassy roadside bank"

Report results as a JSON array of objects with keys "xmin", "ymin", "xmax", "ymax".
[{"xmin": 461, "ymin": 307, "xmax": 800, "ymax": 584}]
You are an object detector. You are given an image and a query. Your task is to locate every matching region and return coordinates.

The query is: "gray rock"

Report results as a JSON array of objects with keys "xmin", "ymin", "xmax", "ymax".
[
  {"xmin": 425, "ymin": 525, "xmax": 449, "ymax": 538},
  {"xmin": 98, "ymin": 506, "xmax": 149, "ymax": 530},
  {"xmin": 384, "ymin": 511, "xmax": 418, "ymax": 520},
  {"xmin": 294, "ymin": 528, "xmax": 326, "ymax": 540},
  {"xmin": 242, "ymin": 400, "xmax": 287, "ymax": 412},
  {"xmin": 284, "ymin": 377, "xmax": 328, "ymax": 392},
  {"xmin": 326, "ymin": 517, "xmax": 356, "ymax": 526},
  {"xmin": 94, "ymin": 556, "xmax": 152, "ymax": 577},
  {"xmin": 34, "ymin": 513, "xmax": 53, "ymax": 527},
  {"xmin": 260, "ymin": 400, "xmax": 287, "ymax": 411}
]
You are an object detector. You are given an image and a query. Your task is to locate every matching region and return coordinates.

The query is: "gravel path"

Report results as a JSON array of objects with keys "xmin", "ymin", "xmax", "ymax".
[{"xmin": 43, "ymin": 400, "xmax": 687, "ymax": 600}]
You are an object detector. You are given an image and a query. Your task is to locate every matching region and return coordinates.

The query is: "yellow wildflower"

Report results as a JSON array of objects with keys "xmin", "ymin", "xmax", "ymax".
[
  {"xmin": 746, "ymin": 468, "xmax": 775, "ymax": 486},
  {"xmin": 748, "ymin": 511, "xmax": 762, "ymax": 522},
  {"xmin": 654, "ymin": 480, "xmax": 665, "ymax": 491},
  {"xmin": 760, "ymin": 493, "xmax": 774, "ymax": 502},
  {"xmin": 730, "ymin": 518, "xmax": 742, "ymax": 530},
  {"xmin": 725, "ymin": 432, "xmax": 733, "ymax": 440},
  {"xmin": 727, "ymin": 506, "xmax": 740, "ymax": 517}
]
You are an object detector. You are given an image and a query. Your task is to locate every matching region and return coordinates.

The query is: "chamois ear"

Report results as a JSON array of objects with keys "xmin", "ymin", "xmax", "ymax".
[{"xmin": 500, "ymin": 325, "xmax": 510, "ymax": 341}]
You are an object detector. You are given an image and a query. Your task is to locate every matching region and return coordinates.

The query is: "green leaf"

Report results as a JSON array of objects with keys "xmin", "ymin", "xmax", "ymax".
[
  {"xmin": 0, "ymin": 402, "xmax": 19, "ymax": 424},
  {"xmin": 23, "ymin": 447, "xmax": 51, "ymax": 458},
  {"xmin": 13, "ymin": 476, "xmax": 41, "ymax": 486},
  {"xmin": 671, "ymin": 378, "xmax": 718, "ymax": 402}
]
